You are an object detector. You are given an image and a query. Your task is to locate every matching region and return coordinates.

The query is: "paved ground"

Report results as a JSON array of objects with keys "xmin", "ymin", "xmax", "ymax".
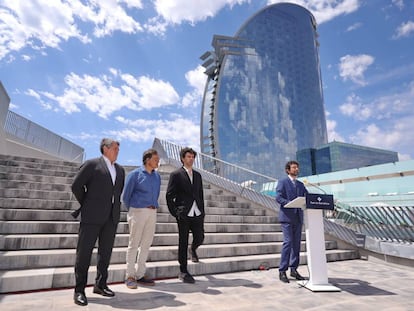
[{"xmin": 1, "ymin": 259, "xmax": 413, "ymax": 311}]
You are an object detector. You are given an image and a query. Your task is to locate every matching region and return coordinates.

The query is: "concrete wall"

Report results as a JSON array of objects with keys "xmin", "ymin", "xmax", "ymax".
[{"xmin": 4, "ymin": 134, "xmax": 63, "ymax": 161}]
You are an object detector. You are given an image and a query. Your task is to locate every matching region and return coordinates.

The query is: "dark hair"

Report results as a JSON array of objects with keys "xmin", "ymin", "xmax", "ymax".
[
  {"xmin": 142, "ymin": 148, "xmax": 158, "ymax": 165},
  {"xmin": 100, "ymin": 138, "xmax": 120, "ymax": 154},
  {"xmin": 285, "ymin": 160, "xmax": 299, "ymax": 173},
  {"xmin": 180, "ymin": 147, "xmax": 197, "ymax": 163}
]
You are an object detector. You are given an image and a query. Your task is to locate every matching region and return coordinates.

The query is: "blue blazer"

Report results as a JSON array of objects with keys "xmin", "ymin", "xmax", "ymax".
[{"xmin": 276, "ymin": 177, "xmax": 307, "ymax": 224}]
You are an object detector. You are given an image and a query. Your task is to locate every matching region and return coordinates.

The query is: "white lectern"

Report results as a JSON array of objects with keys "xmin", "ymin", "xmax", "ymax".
[{"xmin": 285, "ymin": 194, "xmax": 340, "ymax": 292}]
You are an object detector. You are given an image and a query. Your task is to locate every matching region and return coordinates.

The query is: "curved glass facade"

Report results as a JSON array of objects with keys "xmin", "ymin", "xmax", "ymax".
[{"xmin": 200, "ymin": 3, "xmax": 327, "ymax": 179}]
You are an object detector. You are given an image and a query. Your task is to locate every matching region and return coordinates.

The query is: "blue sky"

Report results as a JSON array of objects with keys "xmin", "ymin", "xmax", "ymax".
[{"xmin": 1, "ymin": 0, "xmax": 413, "ymax": 166}]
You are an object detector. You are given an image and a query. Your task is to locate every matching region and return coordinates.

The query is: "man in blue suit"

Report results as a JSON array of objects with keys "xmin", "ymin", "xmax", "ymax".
[{"xmin": 276, "ymin": 160, "xmax": 307, "ymax": 283}]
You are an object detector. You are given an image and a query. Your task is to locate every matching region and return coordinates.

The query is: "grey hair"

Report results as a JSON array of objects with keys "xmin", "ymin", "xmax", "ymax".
[{"xmin": 100, "ymin": 138, "xmax": 120, "ymax": 154}]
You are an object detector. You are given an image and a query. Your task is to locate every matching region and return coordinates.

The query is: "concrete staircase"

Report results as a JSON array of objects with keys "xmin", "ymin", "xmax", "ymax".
[{"xmin": 0, "ymin": 154, "xmax": 359, "ymax": 293}]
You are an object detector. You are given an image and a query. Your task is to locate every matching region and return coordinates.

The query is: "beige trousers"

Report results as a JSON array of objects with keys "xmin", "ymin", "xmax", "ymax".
[{"xmin": 125, "ymin": 208, "xmax": 157, "ymax": 279}]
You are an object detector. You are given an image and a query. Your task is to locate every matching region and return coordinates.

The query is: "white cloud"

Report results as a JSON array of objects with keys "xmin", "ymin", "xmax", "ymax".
[
  {"xmin": 27, "ymin": 70, "xmax": 180, "ymax": 118},
  {"xmin": 326, "ymin": 118, "xmax": 345, "ymax": 142},
  {"xmin": 69, "ymin": 0, "xmax": 143, "ymax": 37},
  {"xmin": 392, "ymin": 0, "xmax": 404, "ymax": 10},
  {"xmin": 393, "ymin": 21, "xmax": 414, "ymax": 39},
  {"xmin": 346, "ymin": 22, "xmax": 362, "ymax": 32},
  {"xmin": 349, "ymin": 123, "xmax": 408, "ymax": 157},
  {"xmin": 267, "ymin": 0, "xmax": 361, "ymax": 24},
  {"xmin": 0, "ymin": 0, "xmax": 145, "ymax": 60},
  {"xmin": 0, "ymin": 0, "xmax": 89, "ymax": 59},
  {"xmin": 153, "ymin": 0, "xmax": 247, "ymax": 24},
  {"xmin": 339, "ymin": 93, "xmax": 372, "ymax": 120},
  {"xmin": 121, "ymin": 74, "xmax": 180, "ymax": 110},
  {"xmin": 181, "ymin": 65, "xmax": 206, "ymax": 107},
  {"xmin": 338, "ymin": 54, "xmax": 374, "ymax": 86},
  {"xmin": 340, "ymin": 82, "xmax": 414, "ymax": 159},
  {"xmin": 114, "ymin": 115, "xmax": 200, "ymax": 148}
]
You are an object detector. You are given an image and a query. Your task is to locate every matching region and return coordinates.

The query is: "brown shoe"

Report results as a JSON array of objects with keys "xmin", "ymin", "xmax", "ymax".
[
  {"xmin": 125, "ymin": 277, "xmax": 137, "ymax": 289},
  {"xmin": 137, "ymin": 276, "xmax": 155, "ymax": 286}
]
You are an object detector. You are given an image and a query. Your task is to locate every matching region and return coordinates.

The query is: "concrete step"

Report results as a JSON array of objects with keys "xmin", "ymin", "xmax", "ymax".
[
  {"xmin": 0, "ymin": 208, "xmax": 278, "ymax": 223},
  {"xmin": 0, "ymin": 232, "xmax": 285, "ymax": 250},
  {"xmin": 0, "ymin": 180, "xmax": 71, "ymax": 191},
  {"xmin": 0, "ymin": 172, "xmax": 74, "ymax": 184},
  {"xmin": 0, "ymin": 241, "xmax": 339, "ymax": 270},
  {"xmin": 0, "ymin": 221, "xmax": 281, "ymax": 234},
  {"xmin": 0, "ymin": 199, "xmax": 265, "ymax": 217},
  {"xmin": 0, "ymin": 189, "xmax": 72, "ymax": 200},
  {"xmin": 0, "ymin": 165, "xmax": 76, "ymax": 177},
  {"xmin": 0, "ymin": 250, "xmax": 360, "ymax": 293},
  {"xmin": 0, "ymin": 158, "xmax": 78, "ymax": 171},
  {"xmin": 0, "ymin": 197, "xmax": 78, "ymax": 209},
  {"xmin": 0, "ymin": 154, "xmax": 79, "ymax": 167}
]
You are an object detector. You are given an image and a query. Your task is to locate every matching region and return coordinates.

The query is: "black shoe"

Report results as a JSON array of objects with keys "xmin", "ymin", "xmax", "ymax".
[
  {"xmin": 93, "ymin": 285, "xmax": 115, "ymax": 297},
  {"xmin": 290, "ymin": 269, "xmax": 306, "ymax": 280},
  {"xmin": 178, "ymin": 272, "xmax": 195, "ymax": 284},
  {"xmin": 279, "ymin": 271, "xmax": 289, "ymax": 283},
  {"xmin": 74, "ymin": 292, "xmax": 88, "ymax": 306},
  {"xmin": 191, "ymin": 249, "xmax": 199, "ymax": 263}
]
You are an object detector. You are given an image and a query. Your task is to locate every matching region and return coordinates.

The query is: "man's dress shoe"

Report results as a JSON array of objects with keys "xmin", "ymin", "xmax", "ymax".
[
  {"xmin": 279, "ymin": 271, "xmax": 289, "ymax": 283},
  {"xmin": 290, "ymin": 270, "xmax": 306, "ymax": 280},
  {"xmin": 74, "ymin": 292, "xmax": 88, "ymax": 306},
  {"xmin": 93, "ymin": 285, "xmax": 115, "ymax": 297}
]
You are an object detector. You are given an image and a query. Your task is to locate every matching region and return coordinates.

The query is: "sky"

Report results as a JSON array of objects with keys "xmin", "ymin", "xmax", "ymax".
[{"xmin": 0, "ymin": 0, "xmax": 413, "ymax": 166}]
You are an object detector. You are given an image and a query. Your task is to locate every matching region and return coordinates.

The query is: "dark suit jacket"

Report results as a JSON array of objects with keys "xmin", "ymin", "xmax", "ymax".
[
  {"xmin": 276, "ymin": 176, "xmax": 307, "ymax": 224},
  {"xmin": 166, "ymin": 167, "xmax": 205, "ymax": 218},
  {"xmin": 72, "ymin": 157, "xmax": 125, "ymax": 225}
]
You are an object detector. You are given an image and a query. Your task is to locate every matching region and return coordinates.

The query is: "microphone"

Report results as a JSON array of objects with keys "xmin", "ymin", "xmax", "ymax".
[{"xmin": 301, "ymin": 179, "xmax": 326, "ymax": 194}]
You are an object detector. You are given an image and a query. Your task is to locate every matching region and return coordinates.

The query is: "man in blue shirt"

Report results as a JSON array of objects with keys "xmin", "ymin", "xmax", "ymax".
[{"xmin": 123, "ymin": 148, "xmax": 161, "ymax": 289}]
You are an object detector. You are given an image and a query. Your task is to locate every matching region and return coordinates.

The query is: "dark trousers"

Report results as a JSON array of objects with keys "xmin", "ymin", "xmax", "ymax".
[
  {"xmin": 279, "ymin": 221, "xmax": 303, "ymax": 272},
  {"xmin": 177, "ymin": 215, "xmax": 204, "ymax": 273},
  {"xmin": 74, "ymin": 218, "xmax": 117, "ymax": 293}
]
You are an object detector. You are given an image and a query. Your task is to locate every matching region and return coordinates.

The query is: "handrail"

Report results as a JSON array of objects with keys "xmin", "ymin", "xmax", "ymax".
[
  {"xmin": 153, "ymin": 137, "xmax": 414, "ymax": 245},
  {"xmin": 153, "ymin": 137, "xmax": 278, "ymax": 211},
  {"xmin": 327, "ymin": 201, "xmax": 414, "ymax": 244}
]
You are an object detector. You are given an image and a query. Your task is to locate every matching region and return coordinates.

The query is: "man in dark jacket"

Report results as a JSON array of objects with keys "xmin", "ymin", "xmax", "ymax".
[
  {"xmin": 71, "ymin": 138, "xmax": 125, "ymax": 306},
  {"xmin": 166, "ymin": 147, "xmax": 205, "ymax": 284},
  {"xmin": 276, "ymin": 160, "xmax": 307, "ymax": 283}
]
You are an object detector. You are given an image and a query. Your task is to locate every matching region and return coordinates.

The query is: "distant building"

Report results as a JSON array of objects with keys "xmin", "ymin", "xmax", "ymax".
[
  {"xmin": 297, "ymin": 141, "xmax": 399, "ymax": 176},
  {"xmin": 199, "ymin": 3, "xmax": 328, "ymax": 179}
]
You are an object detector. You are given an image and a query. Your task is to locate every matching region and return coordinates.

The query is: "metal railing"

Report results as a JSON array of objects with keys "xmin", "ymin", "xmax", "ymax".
[
  {"xmin": 4, "ymin": 110, "xmax": 85, "ymax": 163},
  {"xmin": 153, "ymin": 138, "xmax": 278, "ymax": 211},
  {"xmin": 153, "ymin": 137, "xmax": 414, "ymax": 245},
  {"xmin": 327, "ymin": 201, "xmax": 414, "ymax": 243}
]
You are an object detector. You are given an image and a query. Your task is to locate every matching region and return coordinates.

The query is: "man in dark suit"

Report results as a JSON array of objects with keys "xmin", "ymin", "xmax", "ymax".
[
  {"xmin": 166, "ymin": 147, "xmax": 205, "ymax": 284},
  {"xmin": 276, "ymin": 160, "xmax": 307, "ymax": 283},
  {"xmin": 71, "ymin": 138, "xmax": 125, "ymax": 306}
]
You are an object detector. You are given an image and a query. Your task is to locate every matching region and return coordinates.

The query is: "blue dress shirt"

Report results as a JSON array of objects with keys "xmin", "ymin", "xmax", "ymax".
[{"xmin": 122, "ymin": 167, "xmax": 161, "ymax": 210}]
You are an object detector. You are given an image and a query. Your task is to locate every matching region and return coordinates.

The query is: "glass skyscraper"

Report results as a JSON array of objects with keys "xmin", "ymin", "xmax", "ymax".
[{"xmin": 200, "ymin": 3, "xmax": 328, "ymax": 179}]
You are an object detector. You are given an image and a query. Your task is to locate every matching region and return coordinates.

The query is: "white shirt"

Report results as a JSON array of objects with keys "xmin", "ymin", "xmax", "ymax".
[
  {"xmin": 184, "ymin": 166, "xmax": 201, "ymax": 217},
  {"xmin": 103, "ymin": 155, "xmax": 116, "ymax": 185}
]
